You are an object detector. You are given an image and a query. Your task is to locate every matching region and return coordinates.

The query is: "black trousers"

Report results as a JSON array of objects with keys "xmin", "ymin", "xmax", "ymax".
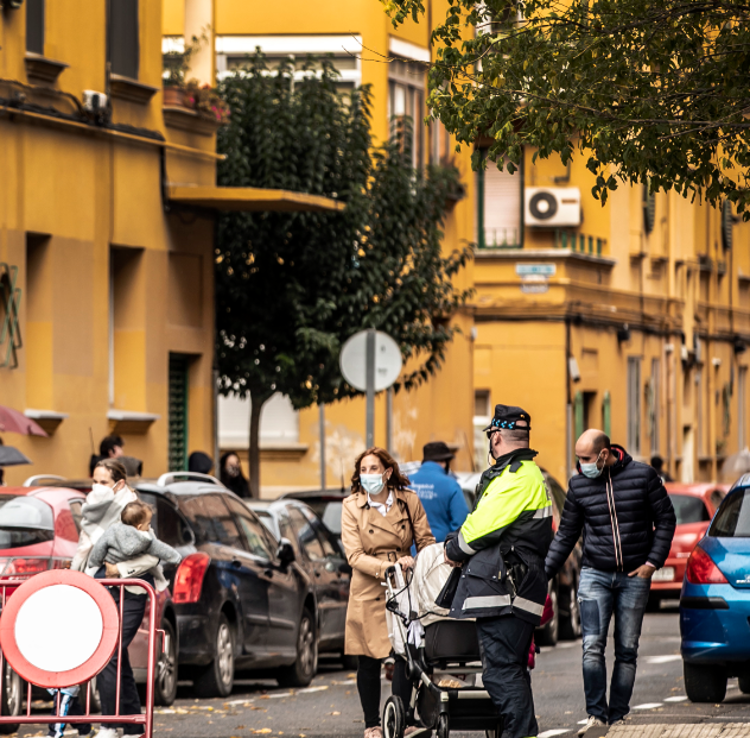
[
  {"xmin": 356, "ymin": 655, "xmax": 412, "ymax": 729},
  {"xmin": 476, "ymin": 615, "xmax": 538, "ymax": 738},
  {"xmin": 98, "ymin": 590, "xmax": 147, "ymax": 735}
]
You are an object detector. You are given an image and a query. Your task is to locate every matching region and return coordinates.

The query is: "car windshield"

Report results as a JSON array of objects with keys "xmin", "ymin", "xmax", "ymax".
[
  {"xmin": 669, "ymin": 494, "xmax": 711, "ymax": 525},
  {"xmin": 710, "ymin": 490, "xmax": 750, "ymax": 537},
  {"xmin": 0, "ymin": 496, "xmax": 54, "ymax": 549}
]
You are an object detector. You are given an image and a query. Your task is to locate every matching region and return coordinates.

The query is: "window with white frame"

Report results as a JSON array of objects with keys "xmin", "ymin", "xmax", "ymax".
[
  {"xmin": 476, "ymin": 156, "xmax": 522, "ymax": 249},
  {"xmin": 219, "ymin": 393, "xmax": 299, "ymax": 450},
  {"xmin": 627, "ymin": 357, "xmax": 642, "ymax": 455},
  {"xmin": 214, "ymin": 35, "xmax": 362, "ymax": 93},
  {"xmin": 388, "ymin": 58, "xmax": 426, "ymax": 169}
]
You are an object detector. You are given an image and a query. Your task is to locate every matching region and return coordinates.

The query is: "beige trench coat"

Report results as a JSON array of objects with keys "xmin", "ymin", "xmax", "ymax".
[{"xmin": 341, "ymin": 487, "xmax": 436, "ymax": 659}]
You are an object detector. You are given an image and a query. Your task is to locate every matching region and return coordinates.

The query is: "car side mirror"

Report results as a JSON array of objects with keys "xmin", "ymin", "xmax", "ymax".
[{"xmin": 277, "ymin": 538, "xmax": 296, "ymax": 564}]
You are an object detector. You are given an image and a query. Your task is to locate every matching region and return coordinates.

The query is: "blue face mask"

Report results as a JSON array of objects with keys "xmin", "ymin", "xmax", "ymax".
[
  {"xmin": 580, "ymin": 452, "xmax": 604, "ymax": 479},
  {"xmin": 361, "ymin": 473, "xmax": 386, "ymax": 495}
]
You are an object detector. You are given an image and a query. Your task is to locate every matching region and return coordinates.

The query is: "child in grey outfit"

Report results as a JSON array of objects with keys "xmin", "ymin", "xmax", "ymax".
[{"xmin": 89, "ymin": 500, "xmax": 182, "ymax": 592}]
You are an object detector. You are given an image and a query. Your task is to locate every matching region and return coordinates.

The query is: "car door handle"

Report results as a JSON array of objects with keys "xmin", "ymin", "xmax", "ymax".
[{"xmin": 231, "ymin": 559, "xmax": 242, "ymax": 569}]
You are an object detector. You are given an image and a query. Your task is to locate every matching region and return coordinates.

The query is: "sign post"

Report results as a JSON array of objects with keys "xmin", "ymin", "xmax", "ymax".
[{"xmin": 340, "ymin": 330, "xmax": 403, "ymax": 450}]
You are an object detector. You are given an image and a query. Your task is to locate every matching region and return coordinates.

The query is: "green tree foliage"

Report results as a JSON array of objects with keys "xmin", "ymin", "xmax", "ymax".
[
  {"xmin": 384, "ymin": 0, "xmax": 750, "ymax": 213},
  {"xmin": 215, "ymin": 56, "xmax": 471, "ymax": 495}
]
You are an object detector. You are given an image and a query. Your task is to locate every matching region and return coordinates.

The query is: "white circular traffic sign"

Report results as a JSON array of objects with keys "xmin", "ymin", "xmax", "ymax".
[
  {"xmin": 16, "ymin": 584, "xmax": 104, "ymax": 672},
  {"xmin": 340, "ymin": 330, "xmax": 403, "ymax": 392}
]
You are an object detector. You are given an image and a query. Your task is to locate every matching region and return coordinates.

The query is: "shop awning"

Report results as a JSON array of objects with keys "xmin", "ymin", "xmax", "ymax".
[{"xmin": 167, "ymin": 185, "xmax": 345, "ymax": 213}]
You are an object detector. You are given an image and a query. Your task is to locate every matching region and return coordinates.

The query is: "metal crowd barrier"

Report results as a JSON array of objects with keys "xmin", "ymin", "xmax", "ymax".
[{"xmin": 0, "ymin": 578, "xmax": 163, "ymax": 738}]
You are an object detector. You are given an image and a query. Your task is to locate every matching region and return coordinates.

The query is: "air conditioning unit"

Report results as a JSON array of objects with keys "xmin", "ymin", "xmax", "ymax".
[
  {"xmin": 83, "ymin": 90, "xmax": 108, "ymax": 113},
  {"xmin": 525, "ymin": 187, "xmax": 581, "ymax": 227}
]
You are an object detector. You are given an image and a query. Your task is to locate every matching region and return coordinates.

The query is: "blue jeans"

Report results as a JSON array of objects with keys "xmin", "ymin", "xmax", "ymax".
[{"xmin": 578, "ymin": 567, "xmax": 650, "ymax": 724}]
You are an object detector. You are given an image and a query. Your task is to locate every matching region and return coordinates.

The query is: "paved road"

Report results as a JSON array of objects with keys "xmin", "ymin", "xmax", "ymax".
[{"xmin": 17, "ymin": 606, "xmax": 750, "ymax": 738}]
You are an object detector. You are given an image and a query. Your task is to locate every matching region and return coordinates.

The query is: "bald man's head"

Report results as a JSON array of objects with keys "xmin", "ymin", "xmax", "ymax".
[{"xmin": 575, "ymin": 429, "xmax": 615, "ymax": 473}]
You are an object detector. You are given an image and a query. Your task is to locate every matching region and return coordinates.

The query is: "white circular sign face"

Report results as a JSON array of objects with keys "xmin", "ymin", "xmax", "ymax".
[
  {"xmin": 15, "ymin": 584, "xmax": 104, "ymax": 672},
  {"xmin": 340, "ymin": 330, "xmax": 403, "ymax": 392}
]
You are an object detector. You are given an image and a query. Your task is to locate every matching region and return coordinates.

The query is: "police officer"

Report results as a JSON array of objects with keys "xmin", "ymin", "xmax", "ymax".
[{"xmin": 444, "ymin": 405, "xmax": 552, "ymax": 738}]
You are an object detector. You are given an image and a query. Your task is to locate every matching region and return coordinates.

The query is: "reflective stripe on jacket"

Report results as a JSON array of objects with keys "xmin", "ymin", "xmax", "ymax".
[{"xmin": 445, "ymin": 449, "xmax": 553, "ymax": 623}]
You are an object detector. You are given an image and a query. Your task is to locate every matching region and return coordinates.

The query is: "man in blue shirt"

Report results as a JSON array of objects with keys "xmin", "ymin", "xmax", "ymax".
[{"xmin": 409, "ymin": 441, "xmax": 470, "ymax": 542}]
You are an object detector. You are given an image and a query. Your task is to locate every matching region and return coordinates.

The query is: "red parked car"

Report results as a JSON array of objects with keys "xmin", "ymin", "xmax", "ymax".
[
  {"xmin": 0, "ymin": 484, "xmax": 177, "ymax": 729},
  {"xmin": 648, "ymin": 482, "xmax": 729, "ymax": 608}
]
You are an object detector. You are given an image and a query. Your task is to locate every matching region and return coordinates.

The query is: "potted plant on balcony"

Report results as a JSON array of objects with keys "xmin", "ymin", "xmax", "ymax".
[
  {"xmin": 162, "ymin": 34, "xmax": 204, "ymax": 107},
  {"xmin": 185, "ymin": 79, "xmax": 231, "ymax": 123}
]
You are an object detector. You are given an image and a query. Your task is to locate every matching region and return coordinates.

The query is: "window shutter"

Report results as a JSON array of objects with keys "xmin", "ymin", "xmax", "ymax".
[
  {"xmin": 602, "ymin": 391, "xmax": 611, "ymax": 437},
  {"xmin": 479, "ymin": 162, "xmax": 521, "ymax": 248},
  {"xmin": 168, "ymin": 355, "xmax": 189, "ymax": 472},
  {"xmin": 574, "ymin": 391, "xmax": 584, "ymax": 441},
  {"xmin": 107, "ymin": 0, "xmax": 139, "ymax": 79}
]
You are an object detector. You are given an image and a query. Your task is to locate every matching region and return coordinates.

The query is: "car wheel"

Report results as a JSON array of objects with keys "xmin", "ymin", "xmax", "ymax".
[
  {"xmin": 193, "ymin": 612, "xmax": 235, "ymax": 698},
  {"xmin": 277, "ymin": 608, "xmax": 318, "ymax": 688},
  {"xmin": 558, "ymin": 581, "xmax": 581, "ymax": 641},
  {"xmin": 535, "ymin": 583, "xmax": 558, "ymax": 647},
  {"xmin": 0, "ymin": 662, "xmax": 22, "ymax": 734},
  {"xmin": 684, "ymin": 661, "xmax": 726, "ymax": 703},
  {"xmin": 383, "ymin": 695, "xmax": 406, "ymax": 738},
  {"xmin": 436, "ymin": 713, "xmax": 450, "ymax": 738},
  {"xmin": 155, "ymin": 620, "xmax": 179, "ymax": 706}
]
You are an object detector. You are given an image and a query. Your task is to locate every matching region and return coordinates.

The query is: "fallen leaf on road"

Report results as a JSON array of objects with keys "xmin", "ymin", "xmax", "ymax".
[
  {"xmin": 299, "ymin": 734, "xmax": 306, "ymax": 737},
  {"xmin": 347, "ymin": 673, "xmax": 356, "ymax": 678},
  {"xmin": 329, "ymin": 711, "xmax": 341, "ymax": 716},
  {"xmin": 236, "ymin": 726, "xmax": 246, "ymax": 730},
  {"xmin": 254, "ymin": 728, "xmax": 273, "ymax": 734}
]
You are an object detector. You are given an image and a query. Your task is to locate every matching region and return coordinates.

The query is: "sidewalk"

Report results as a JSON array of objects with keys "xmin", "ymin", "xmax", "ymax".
[{"xmin": 606, "ymin": 724, "xmax": 750, "ymax": 737}]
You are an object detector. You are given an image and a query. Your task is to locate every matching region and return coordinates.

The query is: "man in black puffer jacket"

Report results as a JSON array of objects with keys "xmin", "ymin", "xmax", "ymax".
[{"xmin": 545, "ymin": 429, "xmax": 675, "ymax": 735}]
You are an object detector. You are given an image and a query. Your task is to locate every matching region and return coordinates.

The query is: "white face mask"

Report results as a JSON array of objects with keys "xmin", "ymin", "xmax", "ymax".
[
  {"xmin": 89, "ymin": 482, "xmax": 115, "ymax": 502},
  {"xmin": 360, "ymin": 473, "xmax": 386, "ymax": 496}
]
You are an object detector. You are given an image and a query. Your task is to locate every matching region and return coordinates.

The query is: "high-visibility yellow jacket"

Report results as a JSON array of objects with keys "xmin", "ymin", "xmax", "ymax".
[{"xmin": 445, "ymin": 448, "xmax": 553, "ymax": 622}]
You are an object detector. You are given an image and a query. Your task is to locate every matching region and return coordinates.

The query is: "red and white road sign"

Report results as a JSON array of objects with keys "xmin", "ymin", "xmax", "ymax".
[{"xmin": 0, "ymin": 569, "xmax": 120, "ymax": 688}]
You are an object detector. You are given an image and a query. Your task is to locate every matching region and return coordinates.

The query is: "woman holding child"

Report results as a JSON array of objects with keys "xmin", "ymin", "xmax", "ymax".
[{"xmin": 70, "ymin": 459, "xmax": 180, "ymax": 738}]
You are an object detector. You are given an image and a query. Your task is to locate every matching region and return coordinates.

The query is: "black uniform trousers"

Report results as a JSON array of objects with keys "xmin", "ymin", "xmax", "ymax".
[
  {"xmin": 476, "ymin": 615, "xmax": 538, "ymax": 738},
  {"xmin": 96, "ymin": 571, "xmax": 151, "ymax": 735}
]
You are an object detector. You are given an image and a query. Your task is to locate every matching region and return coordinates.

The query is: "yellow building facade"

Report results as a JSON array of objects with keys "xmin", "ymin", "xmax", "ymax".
[
  {"xmin": 473, "ymin": 147, "xmax": 750, "ymax": 486},
  {"xmin": 163, "ymin": 0, "xmax": 477, "ymax": 492},
  {"xmin": 158, "ymin": 0, "xmax": 750, "ymax": 492},
  {"xmin": 0, "ymin": 0, "xmax": 220, "ymax": 483}
]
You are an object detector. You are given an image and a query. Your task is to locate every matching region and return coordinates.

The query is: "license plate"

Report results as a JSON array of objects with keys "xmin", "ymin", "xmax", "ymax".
[{"xmin": 652, "ymin": 566, "xmax": 675, "ymax": 582}]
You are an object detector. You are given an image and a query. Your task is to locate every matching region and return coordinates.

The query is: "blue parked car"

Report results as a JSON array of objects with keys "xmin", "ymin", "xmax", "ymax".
[{"xmin": 680, "ymin": 475, "xmax": 750, "ymax": 702}]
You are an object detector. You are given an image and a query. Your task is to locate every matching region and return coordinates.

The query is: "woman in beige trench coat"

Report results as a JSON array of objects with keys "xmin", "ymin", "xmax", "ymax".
[{"xmin": 341, "ymin": 446, "xmax": 435, "ymax": 738}]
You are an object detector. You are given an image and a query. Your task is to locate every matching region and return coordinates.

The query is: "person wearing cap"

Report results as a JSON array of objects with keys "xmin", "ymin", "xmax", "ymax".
[
  {"xmin": 408, "ymin": 441, "xmax": 469, "ymax": 543},
  {"xmin": 444, "ymin": 404, "xmax": 552, "ymax": 738}
]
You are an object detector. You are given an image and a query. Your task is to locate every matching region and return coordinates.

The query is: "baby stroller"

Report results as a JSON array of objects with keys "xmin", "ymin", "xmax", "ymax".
[{"xmin": 382, "ymin": 544, "xmax": 502, "ymax": 738}]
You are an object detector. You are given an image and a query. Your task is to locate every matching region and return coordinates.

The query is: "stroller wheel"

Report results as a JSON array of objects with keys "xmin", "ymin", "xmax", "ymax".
[
  {"xmin": 436, "ymin": 714, "xmax": 449, "ymax": 738},
  {"xmin": 383, "ymin": 696, "xmax": 406, "ymax": 738}
]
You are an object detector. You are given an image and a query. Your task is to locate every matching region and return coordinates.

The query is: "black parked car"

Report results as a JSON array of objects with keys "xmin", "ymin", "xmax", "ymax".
[
  {"xmin": 247, "ymin": 499, "xmax": 352, "ymax": 664},
  {"xmin": 135, "ymin": 473, "xmax": 317, "ymax": 697}
]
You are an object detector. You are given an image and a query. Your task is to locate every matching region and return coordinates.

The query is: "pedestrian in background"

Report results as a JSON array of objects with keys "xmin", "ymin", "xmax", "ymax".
[
  {"xmin": 220, "ymin": 451, "xmax": 250, "ymax": 498},
  {"xmin": 444, "ymin": 404, "xmax": 552, "ymax": 738},
  {"xmin": 545, "ymin": 430, "xmax": 676, "ymax": 734},
  {"xmin": 89, "ymin": 435, "xmax": 142, "ymax": 477},
  {"xmin": 341, "ymin": 447, "xmax": 435, "ymax": 738},
  {"xmin": 188, "ymin": 450, "xmax": 214, "ymax": 475},
  {"xmin": 650, "ymin": 455, "xmax": 674, "ymax": 483},
  {"xmin": 409, "ymin": 441, "xmax": 469, "ymax": 542}
]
